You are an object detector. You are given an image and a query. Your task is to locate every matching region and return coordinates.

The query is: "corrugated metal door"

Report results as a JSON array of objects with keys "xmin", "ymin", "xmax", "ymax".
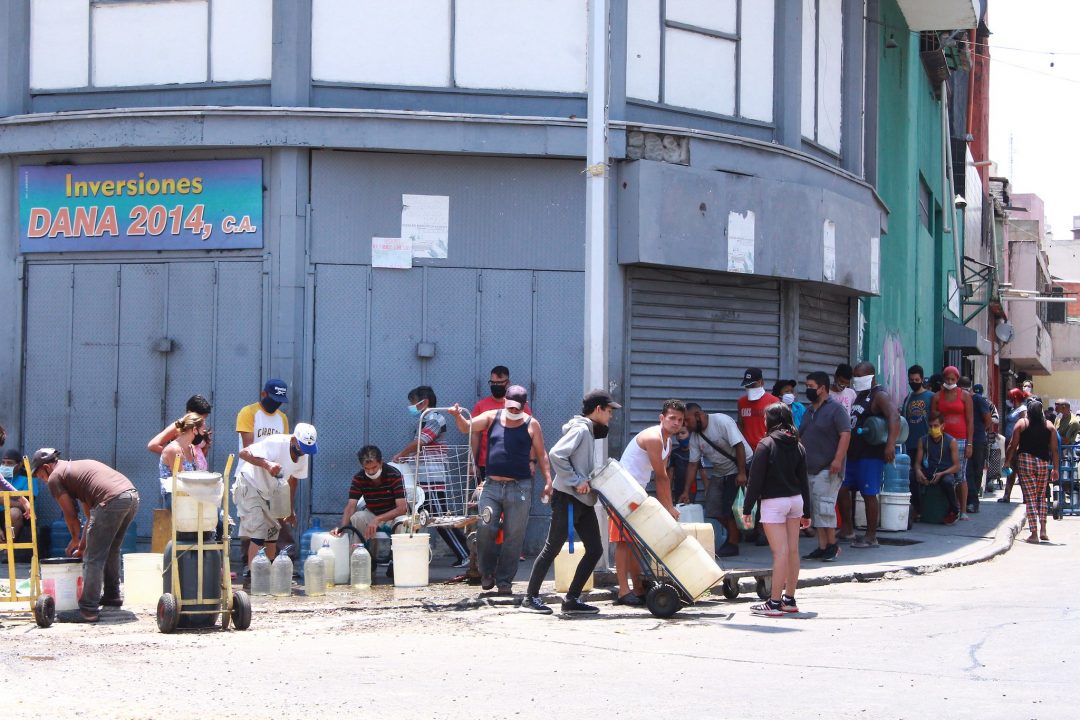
[
  {"xmin": 798, "ymin": 286, "xmax": 852, "ymax": 381},
  {"xmin": 626, "ymin": 267, "xmax": 781, "ymax": 438}
]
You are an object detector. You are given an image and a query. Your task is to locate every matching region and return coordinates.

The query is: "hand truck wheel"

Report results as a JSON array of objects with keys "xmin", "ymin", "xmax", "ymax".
[
  {"xmin": 231, "ymin": 590, "xmax": 252, "ymax": 630},
  {"xmin": 33, "ymin": 594, "xmax": 55, "ymax": 628},
  {"xmin": 645, "ymin": 584, "xmax": 681, "ymax": 619},
  {"xmin": 156, "ymin": 593, "xmax": 179, "ymax": 634},
  {"xmin": 720, "ymin": 576, "xmax": 740, "ymax": 600},
  {"xmin": 755, "ymin": 576, "xmax": 772, "ymax": 600}
]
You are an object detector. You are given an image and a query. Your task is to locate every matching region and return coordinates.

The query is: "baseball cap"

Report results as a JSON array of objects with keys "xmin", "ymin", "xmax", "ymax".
[
  {"xmin": 973, "ymin": 384, "xmax": 984, "ymax": 395},
  {"xmin": 263, "ymin": 378, "xmax": 289, "ymax": 403},
  {"xmin": 583, "ymin": 389, "xmax": 622, "ymax": 414},
  {"xmin": 293, "ymin": 423, "xmax": 318, "ymax": 455},
  {"xmin": 30, "ymin": 447, "xmax": 60, "ymax": 473},
  {"xmin": 504, "ymin": 385, "xmax": 528, "ymax": 411},
  {"xmin": 741, "ymin": 367, "xmax": 763, "ymax": 387}
]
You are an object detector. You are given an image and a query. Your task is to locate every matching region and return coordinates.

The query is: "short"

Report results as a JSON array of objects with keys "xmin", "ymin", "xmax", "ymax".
[
  {"xmin": 842, "ymin": 458, "xmax": 884, "ymax": 496},
  {"xmin": 349, "ymin": 509, "xmax": 394, "ymax": 540},
  {"xmin": 704, "ymin": 473, "xmax": 738, "ymax": 520},
  {"xmin": 232, "ymin": 482, "xmax": 279, "ymax": 542},
  {"xmin": 808, "ymin": 469, "xmax": 844, "ymax": 527},
  {"xmin": 759, "ymin": 495, "xmax": 805, "ymax": 524},
  {"xmin": 608, "ymin": 513, "xmax": 633, "ymax": 543},
  {"xmin": 955, "ymin": 439, "xmax": 969, "ymax": 483}
]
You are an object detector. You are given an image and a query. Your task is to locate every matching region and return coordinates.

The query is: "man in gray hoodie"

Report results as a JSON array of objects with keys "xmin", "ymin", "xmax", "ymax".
[{"xmin": 520, "ymin": 390, "xmax": 621, "ymax": 615}]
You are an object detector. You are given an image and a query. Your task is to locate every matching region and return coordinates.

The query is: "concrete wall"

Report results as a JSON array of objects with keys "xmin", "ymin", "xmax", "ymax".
[{"xmin": 1001, "ymin": 241, "xmax": 1052, "ymax": 373}]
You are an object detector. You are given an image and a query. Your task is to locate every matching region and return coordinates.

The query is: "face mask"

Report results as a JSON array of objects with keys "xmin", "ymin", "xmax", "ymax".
[
  {"xmin": 929, "ymin": 427, "xmax": 943, "ymax": 440},
  {"xmin": 364, "ymin": 469, "xmax": 381, "ymax": 479},
  {"xmin": 490, "ymin": 384, "xmax": 507, "ymax": 399},
  {"xmin": 0, "ymin": 466, "xmax": 12, "ymax": 480},
  {"xmin": 805, "ymin": 388, "xmax": 819, "ymax": 403},
  {"xmin": 781, "ymin": 393, "xmax": 795, "ymax": 405},
  {"xmin": 943, "ymin": 382, "xmax": 957, "ymax": 391},
  {"xmin": 260, "ymin": 398, "xmax": 282, "ymax": 414},
  {"xmin": 852, "ymin": 376, "xmax": 873, "ymax": 392},
  {"xmin": 909, "ymin": 381, "xmax": 923, "ymax": 392},
  {"xmin": 747, "ymin": 387, "xmax": 766, "ymax": 401},
  {"xmin": 592, "ymin": 423, "xmax": 610, "ymax": 440},
  {"xmin": 504, "ymin": 410, "xmax": 526, "ymax": 422},
  {"xmin": 193, "ymin": 433, "xmax": 206, "ymax": 446},
  {"xmin": 407, "ymin": 402, "xmax": 422, "ymax": 418}
]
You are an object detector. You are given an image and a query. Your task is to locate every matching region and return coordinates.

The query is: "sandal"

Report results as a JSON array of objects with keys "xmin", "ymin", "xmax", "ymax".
[{"xmin": 851, "ymin": 538, "xmax": 880, "ymax": 548}]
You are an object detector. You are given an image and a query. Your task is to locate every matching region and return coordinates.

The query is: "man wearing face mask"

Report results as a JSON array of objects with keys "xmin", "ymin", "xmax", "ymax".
[
  {"xmin": 738, "ymin": 368, "xmax": 780, "ymax": 451},
  {"xmin": 773, "ymin": 379, "xmax": 806, "ymax": 427},
  {"xmin": 470, "ymin": 366, "xmax": 532, "ymax": 481},
  {"xmin": 840, "ymin": 362, "xmax": 900, "ymax": 548},
  {"xmin": 901, "ymin": 366, "xmax": 935, "ymax": 488},
  {"xmin": 799, "ymin": 372, "xmax": 851, "ymax": 562},
  {"xmin": 235, "ymin": 379, "xmax": 292, "ymax": 565}
]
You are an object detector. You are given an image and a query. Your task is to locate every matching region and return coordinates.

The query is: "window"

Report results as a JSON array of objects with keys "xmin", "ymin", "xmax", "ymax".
[
  {"xmin": 800, "ymin": 0, "xmax": 843, "ymax": 152},
  {"xmin": 918, "ymin": 178, "xmax": 932, "ymax": 232}
]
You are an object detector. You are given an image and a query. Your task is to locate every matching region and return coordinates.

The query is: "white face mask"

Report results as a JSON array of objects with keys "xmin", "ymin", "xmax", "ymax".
[
  {"xmin": 942, "ymin": 382, "xmax": 957, "ymax": 391},
  {"xmin": 504, "ymin": 409, "xmax": 526, "ymax": 422},
  {"xmin": 364, "ymin": 469, "xmax": 381, "ymax": 479},
  {"xmin": 781, "ymin": 393, "xmax": 795, "ymax": 405},
  {"xmin": 0, "ymin": 466, "xmax": 12, "ymax": 480},
  {"xmin": 747, "ymin": 387, "xmax": 766, "ymax": 401},
  {"xmin": 852, "ymin": 375, "xmax": 873, "ymax": 392}
]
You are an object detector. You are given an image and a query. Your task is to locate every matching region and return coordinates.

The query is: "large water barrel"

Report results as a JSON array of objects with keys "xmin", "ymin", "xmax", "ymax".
[{"xmin": 162, "ymin": 532, "xmax": 221, "ymax": 629}]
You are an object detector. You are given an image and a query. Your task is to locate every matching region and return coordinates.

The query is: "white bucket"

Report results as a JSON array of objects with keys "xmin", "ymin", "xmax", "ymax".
[
  {"xmin": 660, "ymin": 536, "xmax": 723, "ymax": 600},
  {"xmin": 676, "ymin": 503, "xmax": 704, "ymax": 524},
  {"xmin": 680, "ymin": 523, "xmax": 716, "ymax": 557},
  {"xmin": 41, "ymin": 560, "xmax": 83, "ymax": 612},
  {"xmin": 392, "ymin": 533, "xmax": 432, "ymax": 588},
  {"xmin": 589, "ymin": 459, "xmax": 648, "ymax": 517},
  {"xmin": 626, "ymin": 497, "xmax": 688, "ymax": 557},
  {"xmin": 174, "ymin": 471, "xmax": 221, "ymax": 533},
  {"xmin": 553, "ymin": 542, "xmax": 595, "ymax": 593},
  {"xmin": 123, "ymin": 552, "xmax": 164, "ymax": 609},
  {"xmin": 855, "ymin": 491, "xmax": 911, "ymax": 532},
  {"xmin": 310, "ymin": 531, "xmax": 351, "ymax": 585}
]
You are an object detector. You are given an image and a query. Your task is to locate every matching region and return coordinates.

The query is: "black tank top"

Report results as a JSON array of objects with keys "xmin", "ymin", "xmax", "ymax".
[
  {"xmin": 485, "ymin": 412, "xmax": 533, "ymax": 479},
  {"xmin": 1018, "ymin": 419, "xmax": 1051, "ymax": 461}
]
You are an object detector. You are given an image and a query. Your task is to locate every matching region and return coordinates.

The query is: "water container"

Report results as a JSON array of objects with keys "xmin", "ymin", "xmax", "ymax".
[
  {"xmin": 588, "ymin": 459, "xmax": 649, "ymax": 516},
  {"xmin": 120, "ymin": 521, "xmax": 138, "ymax": 554},
  {"xmin": 174, "ymin": 471, "xmax": 222, "ymax": 533},
  {"xmin": 317, "ymin": 541, "xmax": 336, "ymax": 589},
  {"xmin": 350, "ymin": 544, "xmax": 372, "ymax": 589},
  {"xmin": 40, "ymin": 557, "xmax": 83, "ymax": 612},
  {"xmin": 625, "ymin": 497, "xmax": 689, "ymax": 557},
  {"xmin": 270, "ymin": 551, "xmax": 293, "ymax": 597},
  {"xmin": 675, "ymin": 503, "xmax": 705, "ymax": 524},
  {"xmin": 391, "ymin": 533, "xmax": 432, "ymax": 588},
  {"xmin": 122, "ymin": 552, "xmax": 163, "ymax": 609},
  {"xmin": 553, "ymin": 543, "xmax": 594, "ymax": 593},
  {"xmin": 884, "ymin": 450, "xmax": 911, "ymax": 493},
  {"xmin": 249, "ymin": 548, "xmax": 271, "ymax": 596},
  {"xmin": 309, "ymin": 531, "xmax": 351, "ymax": 585},
  {"xmin": 680, "ymin": 523, "xmax": 717, "ymax": 558},
  {"xmin": 162, "ymin": 539, "xmax": 222, "ymax": 628},
  {"xmin": 303, "ymin": 554, "xmax": 325, "ymax": 596},
  {"xmin": 660, "ymin": 536, "xmax": 723, "ymax": 600},
  {"xmin": 298, "ymin": 518, "xmax": 323, "ymax": 580},
  {"xmin": 855, "ymin": 491, "xmax": 912, "ymax": 531}
]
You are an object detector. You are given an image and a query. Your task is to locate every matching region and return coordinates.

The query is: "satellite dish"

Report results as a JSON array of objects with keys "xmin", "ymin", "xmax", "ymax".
[{"xmin": 995, "ymin": 321, "xmax": 1014, "ymax": 344}]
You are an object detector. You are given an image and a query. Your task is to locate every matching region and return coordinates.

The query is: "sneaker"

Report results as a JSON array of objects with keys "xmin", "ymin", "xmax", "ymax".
[
  {"xmin": 821, "ymin": 543, "xmax": 841, "ymax": 562},
  {"xmin": 750, "ymin": 599, "xmax": 784, "ymax": 617},
  {"xmin": 451, "ymin": 558, "xmax": 470, "ymax": 569},
  {"xmin": 495, "ymin": 585, "xmax": 513, "ymax": 596},
  {"xmin": 943, "ymin": 511, "xmax": 958, "ymax": 526},
  {"xmin": 614, "ymin": 592, "xmax": 644, "ymax": 606},
  {"xmin": 481, "ymin": 574, "xmax": 495, "ymax": 591},
  {"xmin": 561, "ymin": 597, "xmax": 600, "ymax": 615},
  {"xmin": 958, "ymin": 512, "xmax": 971, "ymax": 521},
  {"xmin": 966, "ymin": 504, "xmax": 977, "ymax": 513},
  {"xmin": 519, "ymin": 595, "xmax": 553, "ymax": 614},
  {"xmin": 779, "ymin": 595, "xmax": 800, "ymax": 613},
  {"xmin": 717, "ymin": 543, "xmax": 740, "ymax": 558},
  {"xmin": 802, "ymin": 547, "xmax": 827, "ymax": 560}
]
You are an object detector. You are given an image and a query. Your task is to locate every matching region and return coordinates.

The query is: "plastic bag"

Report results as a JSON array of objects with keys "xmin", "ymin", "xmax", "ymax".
[{"xmin": 733, "ymin": 487, "xmax": 756, "ymax": 531}]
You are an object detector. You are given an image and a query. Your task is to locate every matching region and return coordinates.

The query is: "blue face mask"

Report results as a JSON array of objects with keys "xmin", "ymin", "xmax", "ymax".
[{"xmin": 408, "ymin": 402, "xmax": 422, "ymax": 417}]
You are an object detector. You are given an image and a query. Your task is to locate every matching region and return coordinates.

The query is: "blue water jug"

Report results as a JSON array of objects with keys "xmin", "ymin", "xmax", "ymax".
[
  {"xmin": 884, "ymin": 449, "xmax": 911, "ymax": 493},
  {"xmin": 298, "ymin": 518, "xmax": 323, "ymax": 580}
]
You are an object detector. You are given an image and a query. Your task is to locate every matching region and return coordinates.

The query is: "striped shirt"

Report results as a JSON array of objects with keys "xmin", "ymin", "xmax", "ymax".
[{"xmin": 348, "ymin": 465, "xmax": 405, "ymax": 515}]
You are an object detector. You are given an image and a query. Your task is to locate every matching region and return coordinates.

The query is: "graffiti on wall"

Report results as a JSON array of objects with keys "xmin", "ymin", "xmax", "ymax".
[{"xmin": 879, "ymin": 332, "xmax": 907, "ymax": 407}]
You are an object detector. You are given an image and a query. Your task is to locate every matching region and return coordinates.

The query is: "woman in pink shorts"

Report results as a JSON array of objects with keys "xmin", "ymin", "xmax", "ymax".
[{"xmin": 742, "ymin": 403, "xmax": 812, "ymax": 617}]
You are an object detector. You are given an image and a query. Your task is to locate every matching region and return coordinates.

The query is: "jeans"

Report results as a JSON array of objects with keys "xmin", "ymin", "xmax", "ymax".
[
  {"xmin": 81, "ymin": 489, "xmax": 139, "ymax": 612},
  {"xmin": 477, "ymin": 478, "xmax": 532, "ymax": 587},
  {"xmin": 526, "ymin": 491, "xmax": 603, "ymax": 598},
  {"xmin": 966, "ymin": 440, "xmax": 988, "ymax": 510}
]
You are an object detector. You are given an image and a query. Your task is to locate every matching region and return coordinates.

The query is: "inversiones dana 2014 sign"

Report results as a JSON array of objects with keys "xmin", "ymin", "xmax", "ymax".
[{"xmin": 18, "ymin": 159, "xmax": 264, "ymax": 252}]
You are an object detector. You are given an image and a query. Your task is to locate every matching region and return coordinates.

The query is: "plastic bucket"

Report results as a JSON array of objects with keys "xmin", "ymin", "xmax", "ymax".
[
  {"xmin": 391, "ymin": 533, "xmax": 432, "ymax": 588},
  {"xmin": 855, "ymin": 491, "xmax": 912, "ymax": 531},
  {"xmin": 626, "ymin": 497, "xmax": 688, "ymax": 557},
  {"xmin": 680, "ymin": 523, "xmax": 716, "ymax": 557},
  {"xmin": 676, "ymin": 503, "xmax": 704, "ymax": 524},
  {"xmin": 589, "ymin": 459, "xmax": 648, "ymax": 516},
  {"xmin": 41, "ymin": 558, "xmax": 83, "ymax": 612},
  {"xmin": 122, "ymin": 552, "xmax": 163, "ymax": 609},
  {"xmin": 660, "ymin": 536, "xmax": 723, "ymax": 600},
  {"xmin": 554, "ymin": 542, "xmax": 595, "ymax": 593}
]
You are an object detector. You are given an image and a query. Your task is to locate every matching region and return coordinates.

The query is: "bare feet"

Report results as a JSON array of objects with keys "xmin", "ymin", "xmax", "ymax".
[{"xmin": 1025, "ymin": 534, "xmax": 1040, "ymax": 544}]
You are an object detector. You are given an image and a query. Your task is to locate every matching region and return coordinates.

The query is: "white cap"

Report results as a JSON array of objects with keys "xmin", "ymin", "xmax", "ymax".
[{"xmin": 293, "ymin": 423, "xmax": 318, "ymax": 454}]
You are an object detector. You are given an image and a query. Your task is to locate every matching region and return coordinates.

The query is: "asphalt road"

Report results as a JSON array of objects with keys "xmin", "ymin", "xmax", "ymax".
[{"xmin": 2, "ymin": 515, "xmax": 1077, "ymax": 720}]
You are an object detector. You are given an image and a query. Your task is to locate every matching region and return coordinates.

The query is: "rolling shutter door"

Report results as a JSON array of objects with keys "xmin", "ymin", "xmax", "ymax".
[
  {"xmin": 798, "ymin": 286, "xmax": 852, "ymax": 381},
  {"xmin": 626, "ymin": 267, "xmax": 781, "ymax": 436}
]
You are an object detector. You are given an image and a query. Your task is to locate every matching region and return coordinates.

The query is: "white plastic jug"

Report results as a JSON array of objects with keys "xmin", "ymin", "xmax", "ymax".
[
  {"xmin": 309, "ymin": 530, "xmax": 351, "ymax": 585},
  {"xmin": 625, "ymin": 497, "xmax": 688, "ymax": 557},
  {"xmin": 589, "ymin": 459, "xmax": 648, "ymax": 516},
  {"xmin": 122, "ymin": 552, "xmax": 163, "ymax": 609},
  {"xmin": 661, "ymin": 536, "xmax": 723, "ymax": 600},
  {"xmin": 391, "ymin": 533, "xmax": 432, "ymax": 588},
  {"xmin": 317, "ymin": 542, "xmax": 336, "ymax": 589},
  {"xmin": 268, "ymin": 479, "xmax": 291, "ymax": 519},
  {"xmin": 553, "ymin": 542, "xmax": 594, "ymax": 593},
  {"xmin": 41, "ymin": 559, "xmax": 82, "ymax": 612},
  {"xmin": 676, "ymin": 503, "xmax": 705, "ymax": 524},
  {"xmin": 680, "ymin": 523, "xmax": 716, "ymax": 557}
]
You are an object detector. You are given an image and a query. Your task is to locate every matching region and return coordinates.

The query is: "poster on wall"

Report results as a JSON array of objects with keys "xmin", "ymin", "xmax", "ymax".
[
  {"xmin": 727, "ymin": 210, "xmax": 755, "ymax": 273},
  {"xmin": 822, "ymin": 219, "xmax": 836, "ymax": 282},
  {"xmin": 870, "ymin": 236, "xmax": 880, "ymax": 294},
  {"xmin": 18, "ymin": 159, "xmax": 263, "ymax": 253},
  {"xmin": 372, "ymin": 237, "xmax": 412, "ymax": 269},
  {"xmin": 401, "ymin": 194, "xmax": 449, "ymax": 259}
]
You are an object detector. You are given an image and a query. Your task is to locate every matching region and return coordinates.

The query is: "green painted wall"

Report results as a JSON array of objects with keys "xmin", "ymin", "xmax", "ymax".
[{"xmin": 863, "ymin": 0, "xmax": 960, "ymax": 403}]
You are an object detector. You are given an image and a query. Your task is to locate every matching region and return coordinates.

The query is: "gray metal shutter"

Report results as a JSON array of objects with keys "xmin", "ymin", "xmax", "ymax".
[
  {"xmin": 798, "ymin": 286, "xmax": 852, "ymax": 381},
  {"xmin": 626, "ymin": 267, "xmax": 781, "ymax": 436}
]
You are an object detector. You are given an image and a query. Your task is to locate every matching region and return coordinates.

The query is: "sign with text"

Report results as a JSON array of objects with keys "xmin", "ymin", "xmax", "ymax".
[{"xmin": 19, "ymin": 159, "xmax": 264, "ymax": 252}]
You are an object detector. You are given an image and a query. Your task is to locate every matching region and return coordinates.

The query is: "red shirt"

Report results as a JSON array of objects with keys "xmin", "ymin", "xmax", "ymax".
[
  {"xmin": 471, "ymin": 396, "xmax": 532, "ymax": 466},
  {"xmin": 738, "ymin": 393, "xmax": 780, "ymax": 450}
]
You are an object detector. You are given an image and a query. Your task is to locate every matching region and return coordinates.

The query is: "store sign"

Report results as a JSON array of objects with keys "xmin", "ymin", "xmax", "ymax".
[{"xmin": 18, "ymin": 159, "xmax": 264, "ymax": 252}]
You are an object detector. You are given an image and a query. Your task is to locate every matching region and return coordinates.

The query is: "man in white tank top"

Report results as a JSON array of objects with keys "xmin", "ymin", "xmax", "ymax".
[{"xmin": 612, "ymin": 399, "xmax": 685, "ymax": 606}]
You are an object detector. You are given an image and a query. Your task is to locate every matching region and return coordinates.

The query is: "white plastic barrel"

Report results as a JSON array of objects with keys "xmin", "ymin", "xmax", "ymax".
[
  {"xmin": 391, "ymin": 533, "xmax": 432, "ymax": 588},
  {"xmin": 310, "ymin": 531, "xmax": 351, "ymax": 585},
  {"xmin": 122, "ymin": 552, "xmax": 164, "ymax": 609},
  {"xmin": 41, "ymin": 560, "xmax": 83, "ymax": 612},
  {"xmin": 660, "ymin": 536, "xmax": 723, "ymax": 600},
  {"xmin": 680, "ymin": 523, "xmax": 716, "ymax": 557},
  {"xmin": 855, "ymin": 491, "xmax": 910, "ymax": 531},
  {"xmin": 625, "ymin": 497, "xmax": 688, "ymax": 557},
  {"xmin": 174, "ymin": 471, "xmax": 222, "ymax": 533},
  {"xmin": 589, "ymin": 459, "xmax": 648, "ymax": 516},
  {"xmin": 553, "ymin": 542, "xmax": 595, "ymax": 593}
]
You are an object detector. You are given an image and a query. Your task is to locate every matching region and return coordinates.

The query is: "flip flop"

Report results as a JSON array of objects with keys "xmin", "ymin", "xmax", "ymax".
[{"xmin": 851, "ymin": 539, "xmax": 879, "ymax": 549}]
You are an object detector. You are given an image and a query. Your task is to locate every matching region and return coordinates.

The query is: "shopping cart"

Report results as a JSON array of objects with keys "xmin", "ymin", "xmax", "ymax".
[
  {"xmin": 1053, "ymin": 443, "xmax": 1080, "ymax": 519},
  {"xmin": 0, "ymin": 457, "xmax": 53, "ymax": 627},
  {"xmin": 402, "ymin": 407, "xmax": 479, "ymax": 533}
]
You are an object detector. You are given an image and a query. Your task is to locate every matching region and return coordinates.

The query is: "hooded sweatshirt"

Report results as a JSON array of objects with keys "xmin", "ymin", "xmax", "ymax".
[
  {"xmin": 547, "ymin": 415, "xmax": 600, "ymax": 506},
  {"xmin": 743, "ymin": 428, "xmax": 810, "ymax": 516}
]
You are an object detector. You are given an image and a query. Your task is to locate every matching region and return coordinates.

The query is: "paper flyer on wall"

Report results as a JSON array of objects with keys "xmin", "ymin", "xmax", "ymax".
[
  {"xmin": 823, "ymin": 219, "xmax": 836, "ymax": 282},
  {"xmin": 402, "ymin": 194, "xmax": 449, "ymax": 259},
  {"xmin": 372, "ymin": 236, "xmax": 412, "ymax": 269},
  {"xmin": 727, "ymin": 210, "xmax": 755, "ymax": 273}
]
